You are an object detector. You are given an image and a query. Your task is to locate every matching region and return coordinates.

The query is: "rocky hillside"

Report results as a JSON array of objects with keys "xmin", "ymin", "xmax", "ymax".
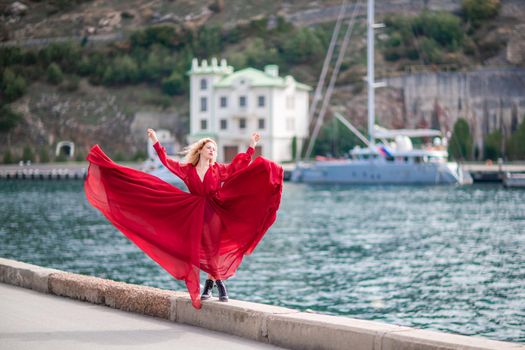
[{"xmin": 1, "ymin": 0, "xmax": 524, "ymax": 162}]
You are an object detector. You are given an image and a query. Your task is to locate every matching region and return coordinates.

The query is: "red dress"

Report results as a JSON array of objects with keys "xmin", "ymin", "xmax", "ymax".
[{"xmin": 84, "ymin": 142, "xmax": 283, "ymax": 308}]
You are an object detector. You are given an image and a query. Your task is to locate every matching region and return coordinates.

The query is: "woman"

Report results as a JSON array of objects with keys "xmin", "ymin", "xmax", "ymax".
[{"xmin": 84, "ymin": 129, "xmax": 283, "ymax": 309}]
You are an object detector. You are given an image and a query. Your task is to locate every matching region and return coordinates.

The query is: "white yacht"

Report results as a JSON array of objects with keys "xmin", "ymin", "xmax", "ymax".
[
  {"xmin": 291, "ymin": 0, "xmax": 471, "ymax": 185},
  {"xmin": 292, "ymin": 128, "xmax": 470, "ymax": 184}
]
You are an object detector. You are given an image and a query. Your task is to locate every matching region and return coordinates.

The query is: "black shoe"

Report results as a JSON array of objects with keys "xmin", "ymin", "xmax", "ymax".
[
  {"xmin": 201, "ymin": 279, "xmax": 214, "ymax": 300},
  {"xmin": 215, "ymin": 280, "xmax": 229, "ymax": 302}
]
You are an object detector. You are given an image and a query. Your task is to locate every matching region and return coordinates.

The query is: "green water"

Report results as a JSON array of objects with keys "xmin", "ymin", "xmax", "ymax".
[{"xmin": 0, "ymin": 180, "xmax": 523, "ymax": 343}]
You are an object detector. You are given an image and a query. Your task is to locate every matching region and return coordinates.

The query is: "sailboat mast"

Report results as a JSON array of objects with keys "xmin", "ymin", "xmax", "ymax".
[{"xmin": 367, "ymin": 0, "xmax": 375, "ymax": 145}]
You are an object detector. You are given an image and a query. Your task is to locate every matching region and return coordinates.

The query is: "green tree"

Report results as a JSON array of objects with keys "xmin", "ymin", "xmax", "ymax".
[
  {"xmin": 39, "ymin": 42, "xmax": 81, "ymax": 72},
  {"xmin": 139, "ymin": 46, "xmax": 175, "ymax": 82},
  {"xmin": 103, "ymin": 55, "xmax": 139, "ymax": 85},
  {"xmin": 281, "ymin": 27, "xmax": 324, "ymax": 64},
  {"xmin": 0, "ymin": 105, "xmax": 22, "ymax": 132},
  {"xmin": 0, "ymin": 47, "xmax": 24, "ymax": 67},
  {"xmin": 162, "ymin": 70, "xmax": 185, "ymax": 96},
  {"xmin": 192, "ymin": 25, "xmax": 222, "ymax": 58},
  {"xmin": 462, "ymin": 0, "xmax": 501, "ymax": 27},
  {"xmin": 413, "ymin": 11, "xmax": 464, "ymax": 49},
  {"xmin": 47, "ymin": 63, "xmax": 64, "ymax": 85},
  {"xmin": 132, "ymin": 149, "xmax": 147, "ymax": 161},
  {"xmin": 39, "ymin": 147, "xmax": 50, "ymax": 163},
  {"xmin": 448, "ymin": 118, "xmax": 473, "ymax": 160},
  {"xmin": 3, "ymin": 149, "xmax": 15, "ymax": 164},
  {"xmin": 312, "ymin": 117, "xmax": 361, "ymax": 158},
  {"xmin": 483, "ymin": 129, "xmax": 503, "ymax": 160},
  {"xmin": 419, "ymin": 37, "xmax": 444, "ymax": 64},
  {"xmin": 291, "ymin": 135, "xmax": 297, "ymax": 161},
  {"xmin": 506, "ymin": 117, "xmax": 525, "ymax": 160},
  {"xmin": 2, "ymin": 68, "xmax": 27, "ymax": 102},
  {"xmin": 22, "ymin": 146, "xmax": 35, "ymax": 162}
]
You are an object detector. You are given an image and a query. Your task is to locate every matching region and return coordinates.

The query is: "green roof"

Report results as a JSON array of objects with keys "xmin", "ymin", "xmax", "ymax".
[{"xmin": 213, "ymin": 68, "xmax": 311, "ymax": 91}]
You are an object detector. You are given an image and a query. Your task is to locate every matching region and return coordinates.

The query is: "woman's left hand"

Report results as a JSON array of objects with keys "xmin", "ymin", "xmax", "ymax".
[{"xmin": 250, "ymin": 132, "xmax": 261, "ymax": 148}]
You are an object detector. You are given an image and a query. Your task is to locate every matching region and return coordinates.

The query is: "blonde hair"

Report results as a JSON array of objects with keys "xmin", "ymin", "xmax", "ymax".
[{"xmin": 181, "ymin": 138, "xmax": 217, "ymax": 166}]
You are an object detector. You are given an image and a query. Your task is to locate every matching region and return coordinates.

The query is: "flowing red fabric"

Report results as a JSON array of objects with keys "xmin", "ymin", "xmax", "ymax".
[{"xmin": 84, "ymin": 142, "xmax": 283, "ymax": 308}]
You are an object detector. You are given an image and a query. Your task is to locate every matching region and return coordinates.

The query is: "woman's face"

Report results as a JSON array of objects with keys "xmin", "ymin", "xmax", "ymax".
[{"xmin": 200, "ymin": 141, "xmax": 217, "ymax": 162}]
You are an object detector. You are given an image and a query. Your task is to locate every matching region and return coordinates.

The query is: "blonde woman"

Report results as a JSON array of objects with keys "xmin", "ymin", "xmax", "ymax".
[{"xmin": 85, "ymin": 128, "xmax": 283, "ymax": 309}]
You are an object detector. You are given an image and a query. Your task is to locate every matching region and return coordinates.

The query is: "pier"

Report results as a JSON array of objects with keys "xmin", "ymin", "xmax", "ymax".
[
  {"xmin": 0, "ymin": 162, "xmax": 138, "ymax": 181},
  {"xmin": 1, "ymin": 257, "xmax": 522, "ymax": 350},
  {"xmin": 461, "ymin": 163, "xmax": 525, "ymax": 183},
  {"xmin": 2, "ymin": 162, "xmax": 525, "ymax": 183}
]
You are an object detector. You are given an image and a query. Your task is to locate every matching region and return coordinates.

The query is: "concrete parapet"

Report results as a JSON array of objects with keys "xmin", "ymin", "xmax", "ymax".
[
  {"xmin": 0, "ymin": 257, "xmax": 60, "ymax": 293},
  {"xmin": 0, "ymin": 257, "xmax": 523, "ymax": 350},
  {"xmin": 266, "ymin": 312, "xmax": 412, "ymax": 350},
  {"xmin": 174, "ymin": 296, "xmax": 299, "ymax": 342}
]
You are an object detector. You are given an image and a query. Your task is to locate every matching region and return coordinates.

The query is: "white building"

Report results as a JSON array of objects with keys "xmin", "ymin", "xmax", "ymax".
[{"xmin": 188, "ymin": 58, "xmax": 311, "ymax": 163}]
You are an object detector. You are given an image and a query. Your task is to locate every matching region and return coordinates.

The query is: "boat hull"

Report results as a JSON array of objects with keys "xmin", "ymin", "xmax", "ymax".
[{"xmin": 291, "ymin": 160, "xmax": 468, "ymax": 185}]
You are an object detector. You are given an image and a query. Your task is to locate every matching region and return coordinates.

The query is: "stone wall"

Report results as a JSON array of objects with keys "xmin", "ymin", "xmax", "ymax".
[{"xmin": 385, "ymin": 68, "xmax": 525, "ymax": 158}]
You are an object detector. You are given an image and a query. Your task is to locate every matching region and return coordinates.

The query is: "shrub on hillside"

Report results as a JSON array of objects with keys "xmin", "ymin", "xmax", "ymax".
[
  {"xmin": 162, "ymin": 71, "xmax": 185, "ymax": 96},
  {"xmin": 191, "ymin": 25, "xmax": 223, "ymax": 58},
  {"xmin": 130, "ymin": 26, "xmax": 178, "ymax": 48},
  {"xmin": 60, "ymin": 75, "xmax": 80, "ymax": 92},
  {"xmin": 39, "ymin": 42, "xmax": 81, "ymax": 73},
  {"xmin": 413, "ymin": 11, "xmax": 464, "ymax": 49},
  {"xmin": 0, "ymin": 104, "xmax": 22, "ymax": 132},
  {"xmin": 462, "ymin": 0, "xmax": 500, "ymax": 28},
  {"xmin": 419, "ymin": 37, "xmax": 444, "ymax": 64},
  {"xmin": 1, "ymin": 68, "xmax": 27, "ymax": 103},
  {"xmin": 281, "ymin": 27, "xmax": 324, "ymax": 64},
  {"xmin": 102, "ymin": 55, "xmax": 139, "ymax": 85},
  {"xmin": 47, "ymin": 63, "xmax": 64, "ymax": 85},
  {"xmin": 0, "ymin": 47, "xmax": 24, "ymax": 67},
  {"xmin": 383, "ymin": 11, "xmax": 464, "ymax": 64}
]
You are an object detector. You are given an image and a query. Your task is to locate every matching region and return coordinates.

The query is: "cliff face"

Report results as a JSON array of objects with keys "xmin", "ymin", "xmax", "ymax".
[{"xmin": 385, "ymin": 68, "xmax": 525, "ymax": 156}]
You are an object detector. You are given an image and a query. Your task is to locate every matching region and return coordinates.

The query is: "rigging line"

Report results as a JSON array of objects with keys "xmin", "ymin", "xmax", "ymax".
[
  {"xmin": 301, "ymin": 0, "xmax": 349, "ymax": 161},
  {"xmin": 304, "ymin": 0, "xmax": 360, "ymax": 160}
]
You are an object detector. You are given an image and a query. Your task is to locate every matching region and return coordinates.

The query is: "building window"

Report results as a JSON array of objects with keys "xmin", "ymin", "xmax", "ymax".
[
  {"xmin": 286, "ymin": 96, "xmax": 295, "ymax": 109},
  {"xmin": 220, "ymin": 119, "xmax": 227, "ymax": 130},
  {"xmin": 258, "ymin": 118, "xmax": 265, "ymax": 129},
  {"xmin": 286, "ymin": 117, "xmax": 295, "ymax": 131},
  {"xmin": 220, "ymin": 96, "xmax": 227, "ymax": 108},
  {"xmin": 258, "ymin": 95, "xmax": 265, "ymax": 107},
  {"xmin": 239, "ymin": 118, "xmax": 246, "ymax": 129},
  {"xmin": 200, "ymin": 97, "xmax": 207, "ymax": 112},
  {"xmin": 200, "ymin": 119, "xmax": 207, "ymax": 130},
  {"xmin": 200, "ymin": 78, "xmax": 207, "ymax": 90},
  {"xmin": 239, "ymin": 96, "xmax": 247, "ymax": 108}
]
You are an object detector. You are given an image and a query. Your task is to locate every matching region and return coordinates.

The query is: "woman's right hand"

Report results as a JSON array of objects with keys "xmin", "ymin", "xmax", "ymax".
[{"xmin": 147, "ymin": 128, "xmax": 158, "ymax": 144}]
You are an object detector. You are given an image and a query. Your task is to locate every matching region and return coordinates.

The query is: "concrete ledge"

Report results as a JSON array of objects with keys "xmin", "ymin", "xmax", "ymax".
[
  {"xmin": 1, "ymin": 257, "xmax": 523, "ymax": 350},
  {"xmin": 266, "ymin": 312, "xmax": 412, "ymax": 350},
  {"xmin": 0, "ymin": 257, "xmax": 61, "ymax": 293},
  {"xmin": 174, "ymin": 295, "xmax": 299, "ymax": 342}
]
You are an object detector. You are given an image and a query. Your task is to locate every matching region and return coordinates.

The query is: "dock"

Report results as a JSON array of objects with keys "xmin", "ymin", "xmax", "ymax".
[
  {"xmin": 461, "ymin": 163, "xmax": 525, "ymax": 183},
  {"xmin": 2, "ymin": 162, "xmax": 525, "ymax": 183},
  {"xmin": 0, "ymin": 162, "xmax": 140, "ymax": 180}
]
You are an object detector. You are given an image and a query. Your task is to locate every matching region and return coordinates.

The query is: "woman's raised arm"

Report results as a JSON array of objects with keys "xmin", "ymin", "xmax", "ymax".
[{"xmin": 148, "ymin": 128, "xmax": 188, "ymax": 181}]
